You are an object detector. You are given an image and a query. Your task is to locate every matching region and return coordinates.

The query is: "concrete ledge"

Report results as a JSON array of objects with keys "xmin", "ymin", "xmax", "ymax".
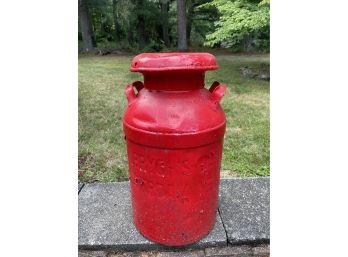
[
  {"xmin": 78, "ymin": 177, "xmax": 269, "ymax": 251},
  {"xmin": 219, "ymin": 178, "xmax": 270, "ymax": 244},
  {"xmin": 79, "ymin": 243, "xmax": 270, "ymax": 257},
  {"xmin": 79, "ymin": 182, "xmax": 226, "ymax": 251}
]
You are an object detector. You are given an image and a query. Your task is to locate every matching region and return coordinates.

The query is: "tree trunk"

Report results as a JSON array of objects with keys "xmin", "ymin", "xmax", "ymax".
[
  {"xmin": 127, "ymin": 21, "xmax": 133, "ymax": 44},
  {"xmin": 177, "ymin": 0, "xmax": 187, "ymax": 51},
  {"xmin": 136, "ymin": 0, "xmax": 146, "ymax": 49},
  {"xmin": 186, "ymin": 0, "xmax": 194, "ymax": 46},
  {"xmin": 112, "ymin": 0, "xmax": 121, "ymax": 41},
  {"xmin": 186, "ymin": 19, "xmax": 192, "ymax": 47},
  {"xmin": 161, "ymin": 0, "xmax": 170, "ymax": 47},
  {"xmin": 243, "ymin": 34, "xmax": 253, "ymax": 52},
  {"xmin": 138, "ymin": 16, "xmax": 146, "ymax": 49},
  {"xmin": 78, "ymin": 0, "xmax": 93, "ymax": 52}
]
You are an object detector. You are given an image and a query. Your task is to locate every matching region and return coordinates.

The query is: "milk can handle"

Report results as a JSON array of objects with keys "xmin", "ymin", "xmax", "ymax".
[
  {"xmin": 125, "ymin": 81, "xmax": 144, "ymax": 105},
  {"xmin": 209, "ymin": 81, "xmax": 227, "ymax": 104}
]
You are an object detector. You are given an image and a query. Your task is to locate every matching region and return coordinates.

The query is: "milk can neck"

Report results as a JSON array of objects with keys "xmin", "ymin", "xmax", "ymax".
[{"xmin": 142, "ymin": 71, "xmax": 205, "ymax": 91}]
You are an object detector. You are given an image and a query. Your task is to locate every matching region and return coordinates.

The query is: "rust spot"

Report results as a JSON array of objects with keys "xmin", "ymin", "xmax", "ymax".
[
  {"xmin": 181, "ymin": 233, "xmax": 188, "ymax": 240},
  {"xmin": 134, "ymin": 177, "xmax": 144, "ymax": 185}
]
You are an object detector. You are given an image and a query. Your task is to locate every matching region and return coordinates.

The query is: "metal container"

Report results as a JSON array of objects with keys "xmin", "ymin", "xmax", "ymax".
[{"xmin": 123, "ymin": 53, "xmax": 227, "ymax": 246}]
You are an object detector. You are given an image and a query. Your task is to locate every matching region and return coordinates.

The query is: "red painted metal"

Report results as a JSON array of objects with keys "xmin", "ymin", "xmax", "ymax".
[{"xmin": 123, "ymin": 53, "xmax": 227, "ymax": 246}]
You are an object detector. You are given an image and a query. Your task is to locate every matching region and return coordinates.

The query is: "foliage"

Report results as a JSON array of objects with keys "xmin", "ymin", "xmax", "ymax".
[
  {"xmin": 201, "ymin": 0, "xmax": 270, "ymax": 50},
  {"xmin": 186, "ymin": 0, "xmax": 219, "ymax": 47},
  {"xmin": 78, "ymin": 0, "xmax": 269, "ymax": 52},
  {"xmin": 87, "ymin": 0, "xmax": 115, "ymax": 43}
]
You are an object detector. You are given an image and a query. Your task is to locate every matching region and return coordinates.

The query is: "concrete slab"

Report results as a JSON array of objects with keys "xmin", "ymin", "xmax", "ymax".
[
  {"xmin": 78, "ymin": 182, "xmax": 227, "ymax": 251},
  {"xmin": 219, "ymin": 177, "xmax": 270, "ymax": 244}
]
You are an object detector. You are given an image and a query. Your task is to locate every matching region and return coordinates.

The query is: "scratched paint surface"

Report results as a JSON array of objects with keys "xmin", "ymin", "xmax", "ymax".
[
  {"xmin": 123, "ymin": 53, "xmax": 226, "ymax": 246},
  {"xmin": 127, "ymin": 140, "xmax": 223, "ymax": 246}
]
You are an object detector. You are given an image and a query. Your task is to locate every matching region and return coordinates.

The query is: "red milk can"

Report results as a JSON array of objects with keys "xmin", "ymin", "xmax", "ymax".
[{"xmin": 123, "ymin": 53, "xmax": 227, "ymax": 246}]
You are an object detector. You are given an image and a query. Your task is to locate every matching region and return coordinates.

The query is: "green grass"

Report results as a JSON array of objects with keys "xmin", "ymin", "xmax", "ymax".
[{"xmin": 78, "ymin": 54, "xmax": 269, "ymax": 182}]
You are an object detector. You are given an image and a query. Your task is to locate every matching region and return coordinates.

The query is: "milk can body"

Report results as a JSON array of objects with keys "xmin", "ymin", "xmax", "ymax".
[{"xmin": 123, "ymin": 53, "xmax": 227, "ymax": 246}]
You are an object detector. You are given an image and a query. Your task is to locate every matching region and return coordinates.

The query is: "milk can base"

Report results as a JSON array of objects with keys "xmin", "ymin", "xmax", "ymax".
[{"xmin": 134, "ymin": 221, "xmax": 214, "ymax": 246}]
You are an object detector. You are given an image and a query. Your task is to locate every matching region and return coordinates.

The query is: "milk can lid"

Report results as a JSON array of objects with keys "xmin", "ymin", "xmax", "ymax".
[{"xmin": 130, "ymin": 52, "xmax": 218, "ymax": 72}]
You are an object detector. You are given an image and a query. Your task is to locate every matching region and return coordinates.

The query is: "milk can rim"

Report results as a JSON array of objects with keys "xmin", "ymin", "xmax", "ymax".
[{"xmin": 130, "ymin": 52, "xmax": 219, "ymax": 72}]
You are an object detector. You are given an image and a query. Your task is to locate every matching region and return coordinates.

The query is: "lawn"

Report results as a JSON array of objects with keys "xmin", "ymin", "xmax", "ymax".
[{"xmin": 78, "ymin": 54, "xmax": 269, "ymax": 182}]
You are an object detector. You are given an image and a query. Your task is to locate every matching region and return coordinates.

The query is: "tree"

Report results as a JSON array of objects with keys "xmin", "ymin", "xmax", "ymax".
[
  {"xmin": 160, "ymin": 0, "xmax": 170, "ymax": 47},
  {"xmin": 185, "ymin": 0, "xmax": 218, "ymax": 46},
  {"xmin": 136, "ymin": 0, "xmax": 146, "ymax": 48},
  {"xmin": 79, "ymin": 0, "xmax": 94, "ymax": 51},
  {"xmin": 77, "ymin": 0, "xmax": 269, "ymax": 52},
  {"xmin": 177, "ymin": 0, "xmax": 188, "ymax": 50},
  {"xmin": 112, "ymin": 0, "xmax": 122, "ymax": 41},
  {"xmin": 186, "ymin": 0, "xmax": 194, "ymax": 46},
  {"xmin": 201, "ymin": 0, "xmax": 270, "ymax": 49},
  {"xmin": 130, "ymin": 0, "xmax": 163, "ymax": 50}
]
